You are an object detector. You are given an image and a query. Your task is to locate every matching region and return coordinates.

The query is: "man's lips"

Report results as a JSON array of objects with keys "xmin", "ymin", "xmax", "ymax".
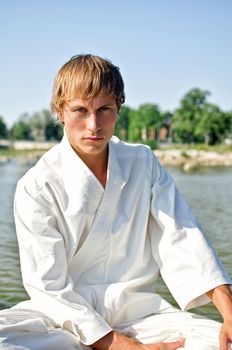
[{"xmin": 82, "ymin": 136, "xmax": 104, "ymax": 141}]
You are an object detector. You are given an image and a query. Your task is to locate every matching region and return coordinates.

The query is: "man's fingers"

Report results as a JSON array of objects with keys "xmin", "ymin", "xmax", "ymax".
[
  {"xmin": 160, "ymin": 337, "xmax": 185, "ymax": 350},
  {"xmin": 219, "ymin": 331, "xmax": 228, "ymax": 350}
]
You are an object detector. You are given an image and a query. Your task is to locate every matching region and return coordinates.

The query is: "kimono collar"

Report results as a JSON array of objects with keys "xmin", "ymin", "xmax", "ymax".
[
  {"xmin": 60, "ymin": 132, "xmax": 125, "ymax": 191},
  {"xmin": 107, "ymin": 137, "xmax": 126, "ymax": 190}
]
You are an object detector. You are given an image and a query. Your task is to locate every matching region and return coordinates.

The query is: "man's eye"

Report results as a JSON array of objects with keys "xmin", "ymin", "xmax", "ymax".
[
  {"xmin": 99, "ymin": 106, "xmax": 109, "ymax": 112},
  {"xmin": 72, "ymin": 107, "xmax": 86, "ymax": 113}
]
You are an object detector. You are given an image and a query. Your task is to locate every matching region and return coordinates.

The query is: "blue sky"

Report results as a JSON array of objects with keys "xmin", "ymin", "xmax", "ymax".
[{"xmin": 0, "ymin": 0, "xmax": 232, "ymax": 127}]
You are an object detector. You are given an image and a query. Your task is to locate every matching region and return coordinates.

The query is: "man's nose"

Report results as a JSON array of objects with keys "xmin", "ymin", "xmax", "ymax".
[{"xmin": 86, "ymin": 113, "xmax": 100, "ymax": 131}]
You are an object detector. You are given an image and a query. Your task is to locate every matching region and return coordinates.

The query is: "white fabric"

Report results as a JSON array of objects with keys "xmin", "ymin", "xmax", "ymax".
[
  {"xmin": 115, "ymin": 307, "xmax": 232, "ymax": 350},
  {"xmin": 1, "ymin": 305, "xmax": 232, "ymax": 349},
  {"xmin": 0, "ymin": 134, "xmax": 231, "ymax": 349},
  {"xmin": 0, "ymin": 308, "xmax": 86, "ymax": 349}
]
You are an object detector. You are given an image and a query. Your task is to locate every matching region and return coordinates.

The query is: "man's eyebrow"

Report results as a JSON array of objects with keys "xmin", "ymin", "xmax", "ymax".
[
  {"xmin": 68, "ymin": 101, "xmax": 116, "ymax": 109},
  {"xmin": 69, "ymin": 103, "xmax": 86, "ymax": 109},
  {"xmin": 98, "ymin": 102, "xmax": 115, "ymax": 107}
]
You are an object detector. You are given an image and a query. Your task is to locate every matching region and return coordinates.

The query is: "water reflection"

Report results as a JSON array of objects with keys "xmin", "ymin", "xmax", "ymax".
[{"xmin": 0, "ymin": 160, "xmax": 30, "ymax": 309}]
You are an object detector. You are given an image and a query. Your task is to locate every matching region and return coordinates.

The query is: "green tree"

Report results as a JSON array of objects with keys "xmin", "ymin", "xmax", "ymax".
[
  {"xmin": 11, "ymin": 114, "xmax": 32, "ymax": 140},
  {"xmin": 195, "ymin": 104, "xmax": 228, "ymax": 145},
  {"xmin": 45, "ymin": 115, "xmax": 63, "ymax": 141},
  {"xmin": 0, "ymin": 116, "xmax": 8, "ymax": 138},
  {"xmin": 128, "ymin": 103, "xmax": 162, "ymax": 142},
  {"xmin": 172, "ymin": 88, "xmax": 210, "ymax": 143},
  {"xmin": 29, "ymin": 111, "xmax": 46, "ymax": 141},
  {"xmin": 223, "ymin": 111, "xmax": 232, "ymax": 139},
  {"xmin": 115, "ymin": 105, "xmax": 131, "ymax": 140},
  {"xmin": 29, "ymin": 110, "xmax": 63, "ymax": 141},
  {"xmin": 40, "ymin": 109, "xmax": 63, "ymax": 141},
  {"xmin": 160, "ymin": 112, "xmax": 173, "ymax": 143},
  {"xmin": 127, "ymin": 108, "xmax": 139, "ymax": 141}
]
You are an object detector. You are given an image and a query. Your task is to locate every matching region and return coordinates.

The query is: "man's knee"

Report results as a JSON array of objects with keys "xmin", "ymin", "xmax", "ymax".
[{"xmin": 0, "ymin": 328, "xmax": 88, "ymax": 350}]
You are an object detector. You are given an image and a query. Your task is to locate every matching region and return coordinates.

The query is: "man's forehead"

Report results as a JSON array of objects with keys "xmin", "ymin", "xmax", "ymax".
[{"xmin": 67, "ymin": 95, "xmax": 116, "ymax": 107}]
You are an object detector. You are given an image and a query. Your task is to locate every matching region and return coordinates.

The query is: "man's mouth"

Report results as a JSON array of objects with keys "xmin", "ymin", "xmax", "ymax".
[{"xmin": 83, "ymin": 136, "xmax": 104, "ymax": 141}]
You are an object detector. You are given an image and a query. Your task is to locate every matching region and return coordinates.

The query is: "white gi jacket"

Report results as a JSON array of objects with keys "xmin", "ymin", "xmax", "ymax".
[{"xmin": 14, "ymin": 134, "xmax": 231, "ymax": 345}]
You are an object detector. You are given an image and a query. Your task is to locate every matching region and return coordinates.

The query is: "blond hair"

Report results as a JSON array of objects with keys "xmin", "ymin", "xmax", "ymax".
[{"xmin": 51, "ymin": 54, "xmax": 125, "ymax": 114}]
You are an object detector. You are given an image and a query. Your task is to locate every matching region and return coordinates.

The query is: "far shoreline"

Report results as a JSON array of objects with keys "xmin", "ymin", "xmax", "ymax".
[{"xmin": 1, "ymin": 145, "xmax": 232, "ymax": 172}]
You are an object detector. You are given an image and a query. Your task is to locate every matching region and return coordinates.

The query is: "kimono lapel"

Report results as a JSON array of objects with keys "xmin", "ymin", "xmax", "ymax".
[
  {"xmin": 95, "ymin": 138, "xmax": 126, "ymax": 217},
  {"xmin": 65, "ymin": 136, "xmax": 126, "ymax": 277},
  {"xmin": 60, "ymin": 133, "xmax": 125, "ymax": 222},
  {"xmin": 59, "ymin": 133, "xmax": 104, "ymax": 216}
]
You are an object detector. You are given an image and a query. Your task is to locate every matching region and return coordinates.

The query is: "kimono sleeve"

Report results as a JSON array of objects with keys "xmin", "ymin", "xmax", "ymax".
[
  {"xmin": 149, "ymin": 156, "xmax": 231, "ymax": 310},
  {"xmin": 14, "ymin": 179, "xmax": 112, "ymax": 345}
]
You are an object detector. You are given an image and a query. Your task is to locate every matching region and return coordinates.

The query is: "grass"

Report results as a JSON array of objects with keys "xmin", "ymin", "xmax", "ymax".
[{"xmin": 0, "ymin": 148, "xmax": 46, "ymax": 158}]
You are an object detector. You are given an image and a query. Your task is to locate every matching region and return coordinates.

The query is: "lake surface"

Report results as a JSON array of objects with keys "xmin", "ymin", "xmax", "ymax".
[
  {"xmin": 156, "ymin": 165, "xmax": 232, "ymax": 321},
  {"xmin": 0, "ymin": 160, "xmax": 231, "ymax": 321}
]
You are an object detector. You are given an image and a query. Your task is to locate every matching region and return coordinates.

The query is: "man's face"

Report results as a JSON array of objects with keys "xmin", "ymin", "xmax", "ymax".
[{"xmin": 58, "ymin": 95, "xmax": 118, "ymax": 161}]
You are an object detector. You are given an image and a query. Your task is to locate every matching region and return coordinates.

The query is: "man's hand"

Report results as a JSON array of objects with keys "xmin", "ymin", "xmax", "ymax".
[
  {"xmin": 92, "ymin": 331, "xmax": 185, "ymax": 350},
  {"xmin": 207, "ymin": 284, "xmax": 232, "ymax": 350},
  {"xmin": 220, "ymin": 318, "xmax": 232, "ymax": 350}
]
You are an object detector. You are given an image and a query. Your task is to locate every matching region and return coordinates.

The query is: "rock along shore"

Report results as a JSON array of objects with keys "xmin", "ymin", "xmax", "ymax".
[{"xmin": 155, "ymin": 149, "xmax": 232, "ymax": 172}]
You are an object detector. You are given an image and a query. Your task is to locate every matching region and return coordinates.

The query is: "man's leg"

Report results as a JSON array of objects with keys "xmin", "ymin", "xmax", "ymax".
[
  {"xmin": 115, "ymin": 309, "xmax": 232, "ymax": 350},
  {"xmin": 0, "ymin": 308, "xmax": 89, "ymax": 350}
]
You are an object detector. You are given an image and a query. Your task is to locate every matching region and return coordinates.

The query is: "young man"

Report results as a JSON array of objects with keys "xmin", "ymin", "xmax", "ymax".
[{"xmin": 0, "ymin": 54, "xmax": 231, "ymax": 350}]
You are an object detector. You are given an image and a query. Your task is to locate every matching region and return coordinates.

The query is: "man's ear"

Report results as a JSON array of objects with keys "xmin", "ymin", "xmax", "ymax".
[{"xmin": 57, "ymin": 111, "xmax": 64, "ymax": 125}]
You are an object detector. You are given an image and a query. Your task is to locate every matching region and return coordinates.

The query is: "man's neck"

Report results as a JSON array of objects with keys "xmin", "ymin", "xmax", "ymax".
[{"xmin": 78, "ymin": 149, "xmax": 109, "ymax": 188}]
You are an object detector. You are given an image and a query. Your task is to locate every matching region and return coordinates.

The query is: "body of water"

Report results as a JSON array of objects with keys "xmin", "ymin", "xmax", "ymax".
[
  {"xmin": 156, "ymin": 166, "xmax": 232, "ymax": 321},
  {"xmin": 0, "ymin": 160, "xmax": 231, "ymax": 321}
]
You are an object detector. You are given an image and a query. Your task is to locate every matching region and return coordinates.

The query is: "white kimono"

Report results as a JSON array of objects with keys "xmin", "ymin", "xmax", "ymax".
[{"xmin": 0, "ymin": 134, "xmax": 231, "ymax": 349}]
